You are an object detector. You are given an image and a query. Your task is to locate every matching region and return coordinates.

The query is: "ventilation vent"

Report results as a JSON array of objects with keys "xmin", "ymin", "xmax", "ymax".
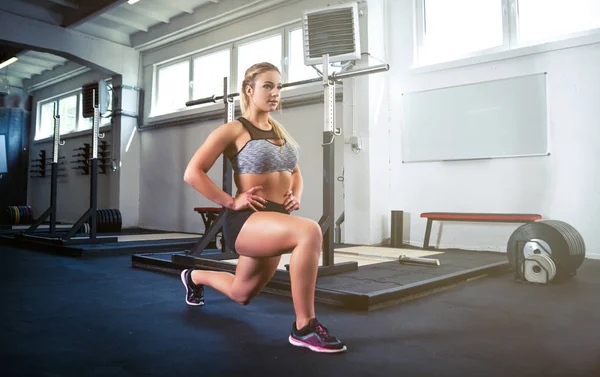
[
  {"xmin": 302, "ymin": 2, "xmax": 361, "ymax": 65},
  {"xmin": 81, "ymin": 80, "xmax": 109, "ymax": 118}
]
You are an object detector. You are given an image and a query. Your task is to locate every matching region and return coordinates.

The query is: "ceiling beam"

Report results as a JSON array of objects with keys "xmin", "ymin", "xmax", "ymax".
[
  {"xmin": 0, "ymin": 0, "xmax": 63, "ymax": 25},
  {"xmin": 62, "ymin": 0, "xmax": 130, "ymax": 28},
  {"xmin": 100, "ymin": 13, "xmax": 149, "ymax": 32},
  {"xmin": 0, "ymin": 10, "xmax": 138, "ymax": 76},
  {"xmin": 23, "ymin": 61, "xmax": 90, "ymax": 92},
  {"xmin": 121, "ymin": 5, "xmax": 170, "ymax": 23},
  {"xmin": 14, "ymin": 56, "xmax": 59, "ymax": 69},
  {"xmin": 0, "ymin": 69, "xmax": 30, "ymax": 79},
  {"xmin": 161, "ymin": 0, "xmax": 194, "ymax": 14}
]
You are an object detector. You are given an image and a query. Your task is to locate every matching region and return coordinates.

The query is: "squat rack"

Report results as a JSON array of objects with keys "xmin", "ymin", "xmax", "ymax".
[
  {"xmin": 17, "ymin": 90, "xmax": 117, "ymax": 246},
  {"xmin": 167, "ymin": 56, "xmax": 389, "ymax": 276}
]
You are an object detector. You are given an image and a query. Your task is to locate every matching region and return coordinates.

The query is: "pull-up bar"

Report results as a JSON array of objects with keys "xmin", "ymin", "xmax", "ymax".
[{"xmin": 185, "ymin": 63, "xmax": 390, "ymax": 107}]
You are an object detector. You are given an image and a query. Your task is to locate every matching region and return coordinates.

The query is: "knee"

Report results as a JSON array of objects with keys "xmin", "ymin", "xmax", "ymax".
[
  {"xmin": 300, "ymin": 220, "xmax": 322, "ymax": 248},
  {"xmin": 230, "ymin": 290, "xmax": 254, "ymax": 306},
  {"xmin": 236, "ymin": 298, "xmax": 253, "ymax": 306}
]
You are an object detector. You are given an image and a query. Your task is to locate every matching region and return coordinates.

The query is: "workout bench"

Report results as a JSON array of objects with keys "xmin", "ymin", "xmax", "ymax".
[
  {"xmin": 420, "ymin": 212, "xmax": 542, "ymax": 249},
  {"xmin": 194, "ymin": 207, "xmax": 223, "ymax": 248}
]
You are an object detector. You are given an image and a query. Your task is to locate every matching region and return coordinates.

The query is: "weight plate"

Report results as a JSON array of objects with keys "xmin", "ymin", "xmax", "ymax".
[
  {"xmin": 99, "ymin": 209, "xmax": 106, "ymax": 233},
  {"xmin": 116, "ymin": 209, "xmax": 122, "ymax": 231},
  {"xmin": 106, "ymin": 209, "xmax": 112, "ymax": 233},
  {"xmin": 110, "ymin": 209, "xmax": 117, "ymax": 233},
  {"xmin": 544, "ymin": 220, "xmax": 585, "ymax": 273},
  {"xmin": 523, "ymin": 238, "xmax": 552, "ymax": 258},
  {"xmin": 523, "ymin": 254, "xmax": 556, "ymax": 283}
]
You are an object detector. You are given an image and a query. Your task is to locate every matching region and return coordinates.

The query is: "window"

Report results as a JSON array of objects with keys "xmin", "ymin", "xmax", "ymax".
[
  {"xmin": 517, "ymin": 0, "xmax": 600, "ymax": 44},
  {"xmin": 153, "ymin": 48, "xmax": 231, "ymax": 115},
  {"xmin": 288, "ymin": 28, "xmax": 316, "ymax": 83},
  {"xmin": 416, "ymin": 0, "xmax": 600, "ymax": 65},
  {"xmin": 193, "ymin": 49, "xmax": 230, "ymax": 100},
  {"xmin": 237, "ymin": 34, "xmax": 282, "ymax": 89},
  {"xmin": 155, "ymin": 60, "xmax": 190, "ymax": 115},
  {"xmin": 58, "ymin": 95, "xmax": 77, "ymax": 134},
  {"xmin": 35, "ymin": 82, "xmax": 113, "ymax": 140},
  {"xmin": 150, "ymin": 23, "xmax": 354, "ymax": 119},
  {"xmin": 37, "ymin": 102, "xmax": 56, "ymax": 140},
  {"xmin": 418, "ymin": 0, "xmax": 504, "ymax": 64}
]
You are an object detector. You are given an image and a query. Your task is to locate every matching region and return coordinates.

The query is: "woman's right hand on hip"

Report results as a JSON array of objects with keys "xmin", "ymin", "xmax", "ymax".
[{"xmin": 232, "ymin": 185, "xmax": 267, "ymax": 211}]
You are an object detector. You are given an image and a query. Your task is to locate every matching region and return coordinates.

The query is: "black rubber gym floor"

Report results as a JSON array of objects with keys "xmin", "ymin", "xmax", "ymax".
[{"xmin": 2, "ymin": 244, "xmax": 599, "ymax": 377}]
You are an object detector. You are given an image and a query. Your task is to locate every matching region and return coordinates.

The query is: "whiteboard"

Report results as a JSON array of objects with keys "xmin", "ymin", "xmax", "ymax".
[
  {"xmin": 401, "ymin": 73, "xmax": 549, "ymax": 162},
  {"xmin": 0, "ymin": 134, "xmax": 7, "ymax": 173}
]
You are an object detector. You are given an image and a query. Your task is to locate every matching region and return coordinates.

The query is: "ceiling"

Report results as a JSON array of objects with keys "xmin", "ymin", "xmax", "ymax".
[{"xmin": 0, "ymin": 0, "xmax": 218, "ymax": 90}]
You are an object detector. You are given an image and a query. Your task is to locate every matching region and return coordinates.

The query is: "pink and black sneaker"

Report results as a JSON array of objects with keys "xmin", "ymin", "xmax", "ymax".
[
  {"xmin": 180, "ymin": 269, "xmax": 204, "ymax": 306},
  {"xmin": 289, "ymin": 318, "xmax": 347, "ymax": 353}
]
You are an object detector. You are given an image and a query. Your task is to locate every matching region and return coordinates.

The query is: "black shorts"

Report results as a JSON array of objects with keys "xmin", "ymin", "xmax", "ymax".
[{"xmin": 223, "ymin": 200, "xmax": 289, "ymax": 254}]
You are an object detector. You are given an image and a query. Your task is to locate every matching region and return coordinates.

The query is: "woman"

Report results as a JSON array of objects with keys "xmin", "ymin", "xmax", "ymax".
[{"xmin": 180, "ymin": 62, "xmax": 346, "ymax": 354}]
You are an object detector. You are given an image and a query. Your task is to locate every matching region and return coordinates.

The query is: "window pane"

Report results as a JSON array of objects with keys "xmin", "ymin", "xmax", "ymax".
[
  {"xmin": 421, "ymin": 0, "xmax": 503, "ymax": 63},
  {"xmin": 37, "ymin": 102, "xmax": 56, "ymax": 140},
  {"xmin": 155, "ymin": 60, "xmax": 190, "ymax": 115},
  {"xmin": 517, "ymin": 0, "xmax": 600, "ymax": 44},
  {"xmin": 193, "ymin": 49, "xmax": 230, "ymax": 101},
  {"xmin": 58, "ymin": 95, "xmax": 77, "ymax": 135},
  {"xmin": 237, "ymin": 34, "xmax": 282, "ymax": 89},
  {"xmin": 288, "ymin": 29, "xmax": 316, "ymax": 83},
  {"xmin": 79, "ymin": 95, "xmax": 92, "ymax": 131}
]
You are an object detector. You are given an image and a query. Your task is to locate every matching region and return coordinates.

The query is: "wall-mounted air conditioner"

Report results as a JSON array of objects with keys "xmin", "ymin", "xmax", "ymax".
[{"xmin": 302, "ymin": 2, "xmax": 361, "ymax": 66}]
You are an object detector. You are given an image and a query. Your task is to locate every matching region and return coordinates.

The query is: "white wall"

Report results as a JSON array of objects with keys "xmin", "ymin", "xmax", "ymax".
[{"xmin": 369, "ymin": 0, "xmax": 600, "ymax": 258}]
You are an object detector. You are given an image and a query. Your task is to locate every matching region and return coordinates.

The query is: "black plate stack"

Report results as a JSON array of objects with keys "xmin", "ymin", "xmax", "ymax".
[
  {"xmin": 507, "ymin": 220, "xmax": 586, "ymax": 283},
  {"xmin": 79, "ymin": 209, "xmax": 122, "ymax": 234}
]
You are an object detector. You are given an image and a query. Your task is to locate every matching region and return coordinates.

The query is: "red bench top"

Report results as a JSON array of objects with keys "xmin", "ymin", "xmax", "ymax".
[
  {"xmin": 420, "ymin": 212, "xmax": 541, "ymax": 221},
  {"xmin": 193, "ymin": 207, "xmax": 222, "ymax": 213}
]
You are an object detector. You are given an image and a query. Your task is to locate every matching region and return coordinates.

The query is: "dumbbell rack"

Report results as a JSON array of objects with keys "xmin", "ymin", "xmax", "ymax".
[{"xmin": 70, "ymin": 141, "xmax": 110, "ymax": 175}]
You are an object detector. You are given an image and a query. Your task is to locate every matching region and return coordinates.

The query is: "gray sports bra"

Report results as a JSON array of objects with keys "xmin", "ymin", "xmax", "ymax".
[{"xmin": 229, "ymin": 117, "xmax": 299, "ymax": 174}]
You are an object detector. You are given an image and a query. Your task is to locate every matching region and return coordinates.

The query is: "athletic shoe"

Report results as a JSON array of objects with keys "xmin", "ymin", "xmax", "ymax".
[
  {"xmin": 289, "ymin": 318, "xmax": 347, "ymax": 353},
  {"xmin": 180, "ymin": 269, "xmax": 204, "ymax": 306}
]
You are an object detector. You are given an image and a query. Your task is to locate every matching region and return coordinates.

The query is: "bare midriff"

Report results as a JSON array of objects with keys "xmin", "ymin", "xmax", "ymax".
[{"xmin": 234, "ymin": 171, "xmax": 292, "ymax": 206}]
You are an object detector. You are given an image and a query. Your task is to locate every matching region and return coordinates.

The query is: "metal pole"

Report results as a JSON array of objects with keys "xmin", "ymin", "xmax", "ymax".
[
  {"xmin": 322, "ymin": 54, "xmax": 336, "ymax": 267},
  {"xmin": 222, "ymin": 77, "xmax": 233, "ymax": 196},
  {"xmin": 222, "ymin": 77, "xmax": 233, "ymax": 253},
  {"xmin": 50, "ymin": 102, "xmax": 62, "ymax": 234},
  {"xmin": 89, "ymin": 90, "xmax": 100, "ymax": 241}
]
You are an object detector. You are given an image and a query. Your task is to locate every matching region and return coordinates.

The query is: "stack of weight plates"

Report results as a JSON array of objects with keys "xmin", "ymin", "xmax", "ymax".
[
  {"xmin": 4, "ymin": 206, "xmax": 34, "ymax": 225},
  {"xmin": 80, "ymin": 209, "xmax": 122, "ymax": 233},
  {"xmin": 507, "ymin": 220, "xmax": 586, "ymax": 283}
]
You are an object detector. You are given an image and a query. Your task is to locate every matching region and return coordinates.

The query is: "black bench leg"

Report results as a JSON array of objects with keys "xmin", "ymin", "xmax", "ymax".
[{"xmin": 423, "ymin": 219, "xmax": 433, "ymax": 248}]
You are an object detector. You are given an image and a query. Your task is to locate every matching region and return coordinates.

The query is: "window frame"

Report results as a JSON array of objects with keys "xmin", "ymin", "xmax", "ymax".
[
  {"xmin": 147, "ymin": 21, "xmax": 333, "ymax": 125},
  {"xmin": 36, "ymin": 89, "xmax": 82, "ymax": 141},
  {"xmin": 412, "ymin": 0, "xmax": 600, "ymax": 72},
  {"xmin": 235, "ymin": 30, "xmax": 284, "ymax": 90},
  {"xmin": 150, "ymin": 43, "xmax": 234, "ymax": 118},
  {"xmin": 35, "ymin": 81, "xmax": 113, "ymax": 142}
]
